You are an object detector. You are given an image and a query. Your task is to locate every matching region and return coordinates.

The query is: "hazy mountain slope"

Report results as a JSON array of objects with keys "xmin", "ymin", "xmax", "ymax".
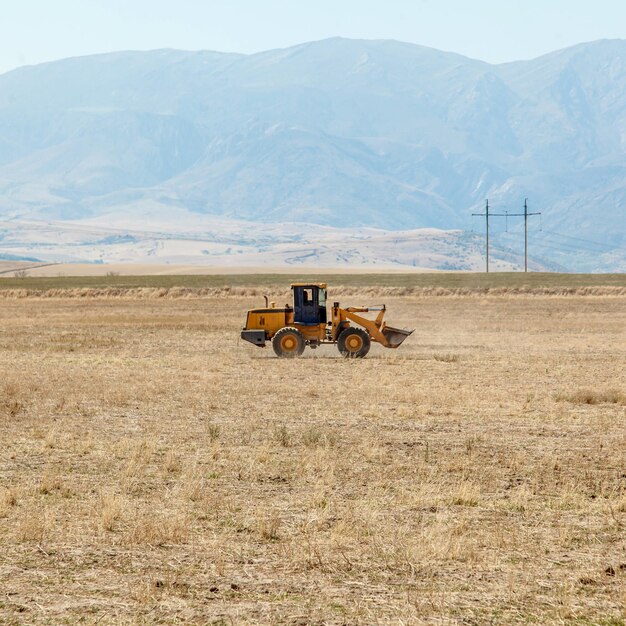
[{"xmin": 0, "ymin": 38, "xmax": 625, "ymax": 270}]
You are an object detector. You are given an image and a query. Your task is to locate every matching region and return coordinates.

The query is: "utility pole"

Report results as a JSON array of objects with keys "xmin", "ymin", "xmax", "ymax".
[
  {"xmin": 472, "ymin": 199, "xmax": 541, "ymax": 272},
  {"xmin": 472, "ymin": 200, "xmax": 490, "ymax": 272},
  {"xmin": 486, "ymin": 199, "xmax": 489, "ymax": 273},
  {"xmin": 522, "ymin": 198, "xmax": 541, "ymax": 272},
  {"xmin": 524, "ymin": 199, "xmax": 528, "ymax": 272}
]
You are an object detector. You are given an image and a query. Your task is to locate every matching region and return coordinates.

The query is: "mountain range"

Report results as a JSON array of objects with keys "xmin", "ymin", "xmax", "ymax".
[{"xmin": 0, "ymin": 37, "xmax": 625, "ymax": 271}]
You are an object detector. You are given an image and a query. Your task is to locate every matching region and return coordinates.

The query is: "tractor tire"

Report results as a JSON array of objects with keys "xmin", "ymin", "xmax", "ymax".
[
  {"xmin": 272, "ymin": 327, "xmax": 305, "ymax": 358},
  {"xmin": 337, "ymin": 327, "xmax": 371, "ymax": 358}
]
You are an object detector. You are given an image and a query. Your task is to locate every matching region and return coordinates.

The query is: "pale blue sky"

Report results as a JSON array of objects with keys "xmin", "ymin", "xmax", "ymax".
[{"xmin": 2, "ymin": 0, "xmax": 626, "ymax": 75}]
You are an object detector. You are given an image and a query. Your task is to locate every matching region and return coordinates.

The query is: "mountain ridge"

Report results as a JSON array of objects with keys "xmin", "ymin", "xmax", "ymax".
[{"xmin": 0, "ymin": 38, "xmax": 625, "ymax": 271}]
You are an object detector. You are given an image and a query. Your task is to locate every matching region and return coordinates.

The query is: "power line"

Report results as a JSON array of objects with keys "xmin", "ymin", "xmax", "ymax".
[
  {"xmin": 472, "ymin": 199, "xmax": 541, "ymax": 272},
  {"xmin": 498, "ymin": 233, "xmax": 582, "ymax": 256},
  {"xmin": 503, "ymin": 230, "xmax": 613, "ymax": 255},
  {"xmin": 541, "ymin": 229, "xmax": 617, "ymax": 252}
]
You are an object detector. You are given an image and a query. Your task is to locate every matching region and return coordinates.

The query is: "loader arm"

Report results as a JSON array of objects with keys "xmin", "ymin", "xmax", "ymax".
[
  {"xmin": 345, "ymin": 305, "xmax": 386, "ymax": 326},
  {"xmin": 341, "ymin": 307, "xmax": 390, "ymax": 347},
  {"xmin": 339, "ymin": 305, "xmax": 414, "ymax": 349}
]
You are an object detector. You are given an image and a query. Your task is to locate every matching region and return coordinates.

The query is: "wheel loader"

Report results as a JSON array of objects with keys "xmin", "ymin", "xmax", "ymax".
[{"xmin": 240, "ymin": 283, "xmax": 413, "ymax": 358}]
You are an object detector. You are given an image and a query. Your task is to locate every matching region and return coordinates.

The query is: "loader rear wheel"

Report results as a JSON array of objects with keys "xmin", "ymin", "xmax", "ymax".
[
  {"xmin": 338, "ymin": 327, "xmax": 370, "ymax": 358},
  {"xmin": 272, "ymin": 327, "xmax": 305, "ymax": 358}
]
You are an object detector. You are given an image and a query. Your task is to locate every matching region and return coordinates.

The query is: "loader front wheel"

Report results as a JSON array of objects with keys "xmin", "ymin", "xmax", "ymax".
[
  {"xmin": 272, "ymin": 327, "xmax": 305, "ymax": 358},
  {"xmin": 337, "ymin": 327, "xmax": 370, "ymax": 358}
]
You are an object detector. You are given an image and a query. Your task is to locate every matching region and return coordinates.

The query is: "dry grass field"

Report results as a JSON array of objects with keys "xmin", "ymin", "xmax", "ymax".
[{"xmin": 1, "ymin": 284, "xmax": 625, "ymax": 624}]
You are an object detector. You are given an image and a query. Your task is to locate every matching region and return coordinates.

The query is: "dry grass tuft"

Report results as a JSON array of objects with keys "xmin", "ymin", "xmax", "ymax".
[
  {"xmin": 99, "ymin": 490, "xmax": 123, "ymax": 532},
  {"xmin": 556, "ymin": 389, "xmax": 626, "ymax": 405},
  {"xmin": 433, "ymin": 353, "xmax": 460, "ymax": 363},
  {"xmin": 163, "ymin": 449, "xmax": 181, "ymax": 474},
  {"xmin": 38, "ymin": 470, "xmax": 69, "ymax": 496},
  {"xmin": 257, "ymin": 508, "xmax": 282, "ymax": 541},
  {"xmin": 450, "ymin": 481, "xmax": 481, "ymax": 507},
  {"xmin": 17, "ymin": 509, "xmax": 49, "ymax": 542},
  {"xmin": 126, "ymin": 511, "xmax": 189, "ymax": 546},
  {"xmin": 273, "ymin": 423, "xmax": 291, "ymax": 447},
  {"xmin": 179, "ymin": 465, "xmax": 207, "ymax": 503},
  {"xmin": 1, "ymin": 382, "xmax": 28, "ymax": 419},
  {"xmin": 120, "ymin": 437, "xmax": 156, "ymax": 493},
  {"xmin": 0, "ymin": 488, "xmax": 18, "ymax": 518},
  {"xmin": 205, "ymin": 422, "xmax": 221, "ymax": 442},
  {"xmin": 302, "ymin": 426, "xmax": 338, "ymax": 449},
  {"xmin": 1, "ymin": 398, "xmax": 26, "ymax": 418}
]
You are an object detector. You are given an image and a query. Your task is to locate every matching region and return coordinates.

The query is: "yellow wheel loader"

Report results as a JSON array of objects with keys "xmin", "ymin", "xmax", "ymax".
[{"xmin": 241, "ymin": 283, "xmax": 414, "ymax": 358}]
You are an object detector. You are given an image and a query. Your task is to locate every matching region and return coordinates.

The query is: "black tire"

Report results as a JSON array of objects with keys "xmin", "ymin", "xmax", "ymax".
[
  {"xmin": 272, "ymin": 327, "xmax": 305, "ymax": 358},
  {"xmin": 337, "ymin": 327, "xmax": 371, "ymax": 358}
]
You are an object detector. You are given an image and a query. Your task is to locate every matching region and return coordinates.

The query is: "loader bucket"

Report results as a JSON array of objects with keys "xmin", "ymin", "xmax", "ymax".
[{"xmin": 381, "ymin": 325, "xmax": 414, "ymax": 348}]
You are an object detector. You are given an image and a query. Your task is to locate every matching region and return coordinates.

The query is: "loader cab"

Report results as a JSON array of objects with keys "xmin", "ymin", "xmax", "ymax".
[{"xmin": 291, "ymin": 283, "xmax": 327, "ymax": 325}]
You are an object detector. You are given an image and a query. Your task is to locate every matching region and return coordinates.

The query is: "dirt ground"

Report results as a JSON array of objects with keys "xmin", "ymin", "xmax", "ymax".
[{"xmin": 0, "ymin": 292, "xmax": 625, "ymax": 624}]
